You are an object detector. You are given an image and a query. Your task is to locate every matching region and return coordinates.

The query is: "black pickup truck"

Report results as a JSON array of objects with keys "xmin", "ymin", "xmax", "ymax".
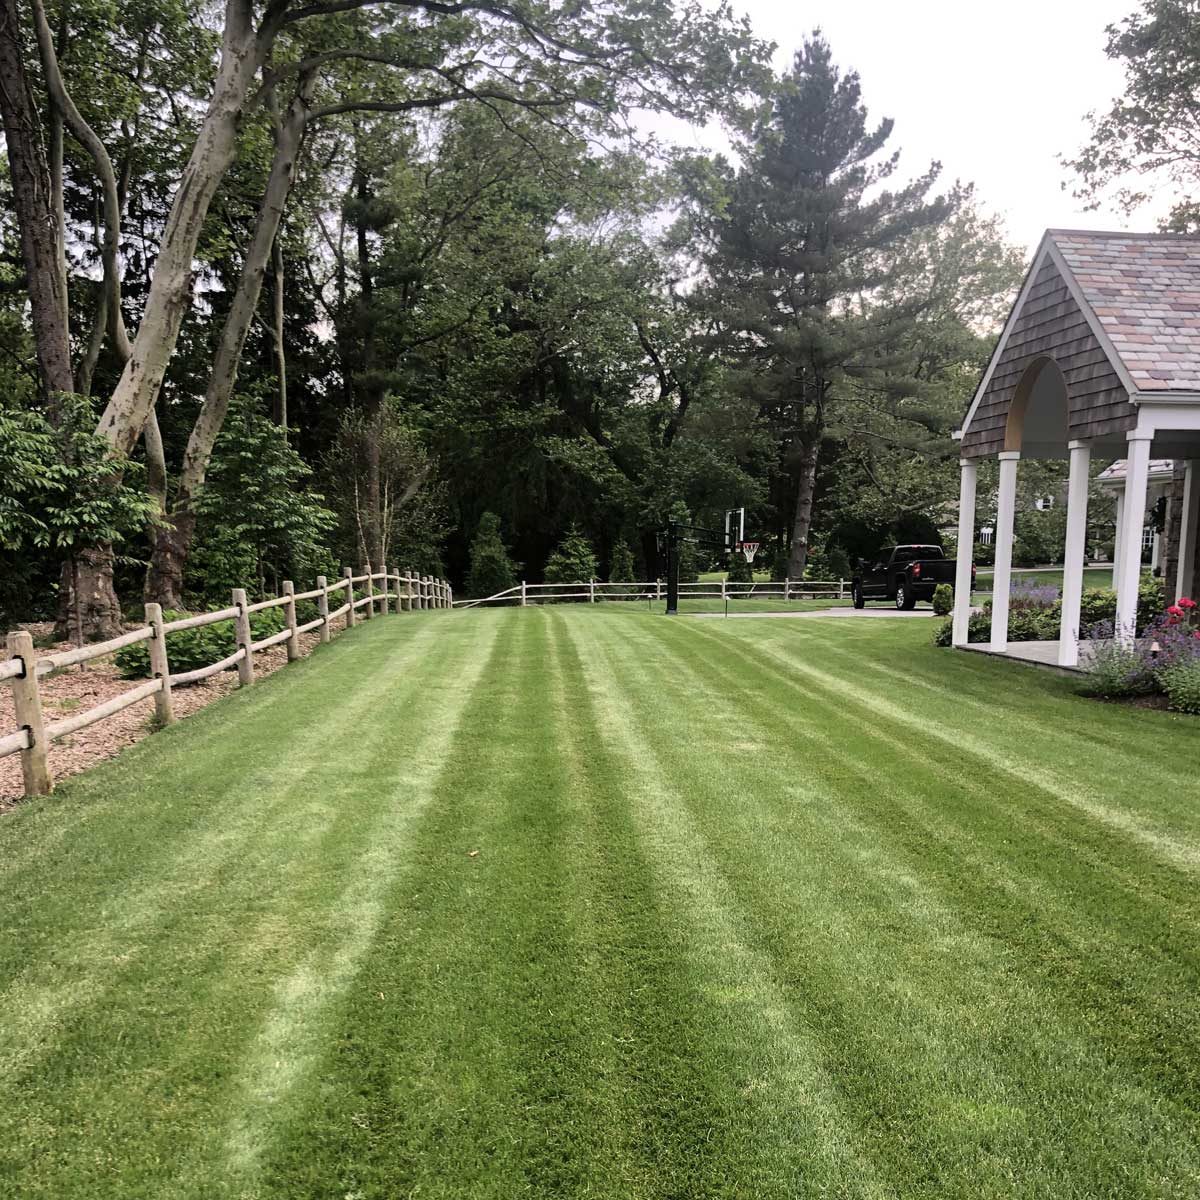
[{"xmin": 851, "ymin": 544, "xmax": 965, "ymax": 610}]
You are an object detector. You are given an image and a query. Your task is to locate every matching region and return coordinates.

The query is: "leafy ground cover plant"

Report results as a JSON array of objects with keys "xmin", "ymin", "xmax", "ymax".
[{"xmin": 115, "ymin": 608, "xmax": 284, "ymax": 680}]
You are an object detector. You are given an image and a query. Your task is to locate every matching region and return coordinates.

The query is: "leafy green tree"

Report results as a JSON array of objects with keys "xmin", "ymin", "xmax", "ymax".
[
  {"xmin": 1066, "ymin": 0, "xmax": 1200, "ymax": 228},
  {"xmin": 544, "ymin": 525, "xmax": 598, "ymax": 584},
  {"xmin": 676, "ymin": 35, "xmax": 949, "ymax": 578},
  {"xmin": 466, "ymin": 513, "xmax": 518, "ymax": 599}
]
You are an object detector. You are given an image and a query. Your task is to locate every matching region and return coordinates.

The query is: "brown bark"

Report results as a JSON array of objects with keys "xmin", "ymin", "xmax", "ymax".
[
  {"xmin": 272, "ymin": 234, "xmax": 287, "ymax": 430},
  {"xmin": 787, "ymin": 435, "xmax": 821, "ymax": 579},
  {"xmin": 145, "ymin": 72, "xmax": 315, "ymax": 606},
  {"xmin": 0, "ymin": 0, "xmax": 72, "ymax": 400},
  {"xmin": 57, "ymin": 545, "xmax": 123, "ymax": 641}
]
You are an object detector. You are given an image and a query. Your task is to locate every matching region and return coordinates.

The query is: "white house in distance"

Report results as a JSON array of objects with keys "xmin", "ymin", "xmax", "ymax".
[{"xmin": 953, "ymin": 229, "xmax": 1200, "ymax": 666}]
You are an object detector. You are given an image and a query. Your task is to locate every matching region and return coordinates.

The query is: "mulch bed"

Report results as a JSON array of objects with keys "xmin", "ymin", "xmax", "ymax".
[{"xmin": 0, "ymin": 621, "xmax": 323, "ymax": 812}]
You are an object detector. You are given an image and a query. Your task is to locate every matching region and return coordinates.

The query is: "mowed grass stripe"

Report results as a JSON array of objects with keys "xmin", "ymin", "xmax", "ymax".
[
  {"xmin": 675, "ymin": 619, "xmax": 1200, "ymax": 1109},
  {"xmin": 561, "ymin": 611, "xmax": 897, "ymax": 1199},
  {"xmin": 576, "ymin": 611, "xmax": 1200, "ymax": 1197},
  {"xmin": 727, "ymin": 615, "xmax": 1200, "ymax": 835},
  {"xmin": 0, "ymin": 613, "xmax": 497, "ymax": 1198},
  {"xmin": 257, "ymin": 609, "xmax": 643, "ymax": 1197}
]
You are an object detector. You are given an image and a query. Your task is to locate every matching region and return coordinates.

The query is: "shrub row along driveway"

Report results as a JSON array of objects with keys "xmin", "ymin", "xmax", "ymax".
[{"xmin": 1, "ymin": 608, "xmax": 1199, "ymax": 1197}]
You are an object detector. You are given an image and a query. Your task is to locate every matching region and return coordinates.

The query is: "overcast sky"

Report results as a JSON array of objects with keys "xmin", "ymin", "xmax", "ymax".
[{"xmin": 660, "ymin": 0, "xmax": 1162, "ymax": 255}]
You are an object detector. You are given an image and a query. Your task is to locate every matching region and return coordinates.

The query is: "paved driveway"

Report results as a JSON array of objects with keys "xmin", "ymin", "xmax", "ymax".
[{"xmin": 690, "ymin": 607, "xmax": 941, "ymax": 619}]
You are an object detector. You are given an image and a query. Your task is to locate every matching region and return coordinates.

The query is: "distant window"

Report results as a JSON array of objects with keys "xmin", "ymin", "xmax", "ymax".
[
  {"xmin": 979, "ymin": 527, "xmax": 994, "ymax": 545},
  {"xmin": 1142, "ymin": 525, "xmax": 1155, "ymax": 550},
  {"xmin": 1035, "ymin": 495, "xmax": 1054, "ymax": 511}
]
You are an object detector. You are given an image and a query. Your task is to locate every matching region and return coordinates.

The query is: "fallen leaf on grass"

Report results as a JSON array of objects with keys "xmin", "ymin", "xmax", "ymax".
[{"xmin": 467, "ymin": 849, "xmax": 480, "ymax": 857}]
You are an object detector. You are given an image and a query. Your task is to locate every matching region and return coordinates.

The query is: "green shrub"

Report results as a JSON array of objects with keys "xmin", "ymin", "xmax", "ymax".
[
  {"xmin": 1160, "ymin": 658, "xmax": 1200, "ymax": 714},
  {"xmin": 115, "ymin": 607, "xmax": 285, "ymax": 681},
  {"xmin": 467, "ymin": 512, "xmax": 518, "ymax": 598},
  {"xmin": 933, "ymin": 612, "xmax": 990, "ymax": 647},
  {"xmin": 932, "ymin": 583, "xmax": 953, "ymax": 616},
  {"xmin": 608, "ymin": 541, "xmax": 635, "ymax": 583},
  {"xmin": 544, "ymin": 524, "xmax": 598, "ymax": 584}
]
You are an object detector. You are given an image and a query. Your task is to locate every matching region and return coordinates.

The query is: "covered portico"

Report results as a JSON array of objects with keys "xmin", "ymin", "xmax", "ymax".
[{"xmin": 953, "ymin": 230, "xmax": 1200, "ymax": 666}]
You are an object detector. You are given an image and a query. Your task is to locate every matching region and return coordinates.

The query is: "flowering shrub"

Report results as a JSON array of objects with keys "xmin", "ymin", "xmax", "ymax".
[
  {"xmin": 1009, "ymin": 580, "xmax": 1060, "ymax": 613},
  {"xmin": 1075, "ymin": 620, "xmax": 1159, "ymax": 698},
  {"xmin": 1075, "ymin": 598, "xmax": 1200, "ymax": 702}
]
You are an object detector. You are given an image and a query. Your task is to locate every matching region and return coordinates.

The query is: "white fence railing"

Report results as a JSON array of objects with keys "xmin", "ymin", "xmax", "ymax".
[
  {"xmin": 2, "ymin": 567, "xmax": 452, "ymax": 798},
  {"xmin": 454, "ymin": 579, "xmax": 849, "ymax": 608}
]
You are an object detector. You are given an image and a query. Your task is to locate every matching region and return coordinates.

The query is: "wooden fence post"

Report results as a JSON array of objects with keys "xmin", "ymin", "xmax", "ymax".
[
  {"xmin": 440, "ymin": 579, "xmax": 448, "ymax": 608},
  {"xmin": 721, "ymin": 578, "xmax": 727, "ymax": 603},
  {"xmin": 398, "ymin": 572, "xmax": 409, "ymax": 612},
  {"xmin": 282, "ymin": 580, "xmax": 300, "ymax": 661},
  {"xmin": 344, "ymin": 567, "xmax": 356, "ymax": 628},
  {"xmin": 363, "ymin": 566, "xmax": 374, "ymax": 619},
  {"xmin": 589, "ymin": 578, "xmax": 596, "ymax": 604},
  {"xmin": 521, "ymin": 580, "xmax": 527, "ymax": 607},
  {"xmin": 232, "ymin": 588, "xmax": 255, "ymax": 686},
  {"xmin": 145, "ymin": 603, "xmax": 175, "ymax": 726},
  {"xmin": 317, "ymin": 575, "xmax": 331, "ymax": 643},
  {"xmin": 6, "ymin": 631, "xmax": 52, "ymax": 796},
  {"xmin": 784, "ymin": 577, "xmax": 791, "ymax": 602},
  {"xmin": 381, "ymin": 567, "xmax": 391, "ymax": 616}
]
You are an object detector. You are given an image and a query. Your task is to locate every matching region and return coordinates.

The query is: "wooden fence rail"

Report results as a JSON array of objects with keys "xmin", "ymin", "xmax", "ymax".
[
  {"xmin": 452, "ymin": 579, "xmax": 850, "ymax": 608},
  {"xmin": 1, "ymin": 566, "xmax": 452, "ymax": 798}
]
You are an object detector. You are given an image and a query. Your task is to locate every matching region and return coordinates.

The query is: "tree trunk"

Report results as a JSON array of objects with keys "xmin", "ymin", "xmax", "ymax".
[
  {"xmin": 57, "ymin": 545, "xmax": 122, "ymax": 641},
  {"xmin": 94, "ymin": 0, "xmax": 260, "ymax": 456},
  {"xmin": 787, "ymin": 435, "xmax": 821, "ymax": 579},
  {"xmin": 0, "ymin": 0, "xmax": 72, "ymax": 401},
  {"xmin": 145, "ymin": 73, "xmax": 314, "ymax": 606},
  {"xmin": 272, "ymin": 233, "xmax": 287, "ymax": 430}
]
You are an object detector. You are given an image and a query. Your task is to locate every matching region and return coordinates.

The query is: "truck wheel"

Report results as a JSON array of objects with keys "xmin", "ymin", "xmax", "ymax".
[
  {"xmin": 852, "ymin": 584, "xmax": 865, "ymax": 609},
  {"xmin": 895, "ymin": 583, "xmax": 916, "ymax": 611}
]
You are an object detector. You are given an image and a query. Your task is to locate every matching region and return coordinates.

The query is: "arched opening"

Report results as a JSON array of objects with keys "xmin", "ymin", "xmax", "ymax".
[{"xmin": 1004, "ymin": 356, "xmax": 1069, "ymax": 458}]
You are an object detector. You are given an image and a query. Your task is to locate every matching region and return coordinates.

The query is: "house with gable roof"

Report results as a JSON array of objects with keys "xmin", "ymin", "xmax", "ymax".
[{"xmin": 953, "ymin": 229, "xmax": 1200, "ymax": 666}]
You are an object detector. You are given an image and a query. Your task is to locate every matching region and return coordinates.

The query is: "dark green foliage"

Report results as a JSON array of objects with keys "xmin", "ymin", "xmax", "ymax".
[
  {"xmin": 190, "ymin": 395, "xmax": 335, "ymax": 604},
  {"xmin": 608, "ymin": 542, "xmax": 635, "ymax": 583},
  {"xmin": 544, "ymin": 525, "xmax": 598, "ymax": 584},
  {"xmin": 932, "ymin": 584, "xmax": 954, "ymax": 617},
  {"xmin": 727, "ymin": 553, "xmax": 754, "ymax": 584},
  {"xmin": 466, "ymin": 513, "xmax": 518, "ymax": 598},
  {"xmin": 115, "ymin": 608, "xmax": 284, "ymax": 681}
]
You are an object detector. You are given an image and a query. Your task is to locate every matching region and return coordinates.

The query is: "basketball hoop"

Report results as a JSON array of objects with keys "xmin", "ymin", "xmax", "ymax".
[{"xmin": 739, "ymin": 541, "xmax": 760, "ymax": 564}]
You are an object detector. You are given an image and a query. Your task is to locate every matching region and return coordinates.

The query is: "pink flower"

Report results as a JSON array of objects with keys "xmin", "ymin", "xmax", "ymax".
[
  {"xmin": 1194, "ymin": 631, "xmax": 1200, "ymax": 639},
  {"xmin": 1167, "ymin": 605, "xmax": 1185, "ymax": 617},
  {"xmin": 1180, "ymin": 597, "xmax": 1197, "ymax": 609}
]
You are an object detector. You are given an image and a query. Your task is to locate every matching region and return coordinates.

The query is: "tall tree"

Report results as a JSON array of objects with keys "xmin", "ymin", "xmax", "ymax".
[
  {"xmin": 1067, "ymin": 0, "xmax": 1200, "ymax": 229},
  {"xmin": 677, "ymin": 35, "xmax": 949, "ymax": 577}
]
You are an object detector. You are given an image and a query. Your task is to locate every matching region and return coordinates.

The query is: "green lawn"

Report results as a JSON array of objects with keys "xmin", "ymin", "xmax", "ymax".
[
  {"xmin": 2, "ymin": 608, "xmax": 1200, "ymax": 1197},
  {"xmin": 974, "ymin": 566, "xmax": 1113, "ymax": 592}
]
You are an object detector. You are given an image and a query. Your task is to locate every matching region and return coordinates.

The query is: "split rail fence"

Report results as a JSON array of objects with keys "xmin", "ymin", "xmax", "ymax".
[
  {"xmin": 2, "ymin": 567, "xmax": 451, "ymax": 798},
  {"xmin": 454, "ymin": 579, "xmax": 849, "ymax": 608}
]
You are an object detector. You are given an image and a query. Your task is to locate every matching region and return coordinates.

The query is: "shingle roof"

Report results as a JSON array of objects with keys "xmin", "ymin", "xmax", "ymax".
[
  {"xmin": 1051, "ymin": 229, "xmax": 1200, "ymax": 392},
  {"xmin": 1096, "ymin": 458, "xmax": 1176, "ymax": 485}
]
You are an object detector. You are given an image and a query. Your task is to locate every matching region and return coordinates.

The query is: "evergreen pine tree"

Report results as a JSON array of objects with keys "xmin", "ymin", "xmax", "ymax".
[
  {"xmin": 544, "ymin": 525, "xmax": 598, "ymax": 584},
  {"xmin": 682, "ymin": 35, "xmax": 948, "ymax": 578},
  {"xmin": 466, "ymin": 512, "xmax": 518, "ymax": 598}
]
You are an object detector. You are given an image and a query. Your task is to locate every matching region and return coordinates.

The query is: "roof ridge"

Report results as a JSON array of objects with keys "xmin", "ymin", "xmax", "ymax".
[{"xmin": 1048, "ymin": 227, "xmax": 1200, "ymax": 241}]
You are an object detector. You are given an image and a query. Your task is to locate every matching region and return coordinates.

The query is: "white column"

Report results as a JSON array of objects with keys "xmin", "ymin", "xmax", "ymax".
[
  {"xmin": 1176, "ymin": 461, "xmax": 1198, "ymax": 602},
  {"xmin": 952, "ymin": 458, "xmax": 977, "ymax": 647},
  {"xmin": 1151, "ymin": 523, "xmax": 1161, "ymax": 573},
  {"xmin": 1058, "ymin": 440, "xmax": 1091, "ymax": 666},
  {"xmin": 1111, "ymin": 490, "xmax": 1124, "ymax": 589},
  {"xmin": 990, "ymin": 451, "xmax": 1020, "ymax": 652},
  {"xmin": 1115, "ymin": 434, "xmax": 1153, "ymax": 642}
]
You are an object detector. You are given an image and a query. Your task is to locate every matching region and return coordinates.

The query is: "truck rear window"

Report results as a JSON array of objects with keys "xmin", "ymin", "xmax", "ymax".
[{"xmin": 894, "ymin": 547, "xmax": 943, "ymax": 563}]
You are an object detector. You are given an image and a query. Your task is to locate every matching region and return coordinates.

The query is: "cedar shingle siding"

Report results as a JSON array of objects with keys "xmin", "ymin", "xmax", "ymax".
[{"xmin": 961, "ymin": 254, "xmax": 1136, "ymax": 459}]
